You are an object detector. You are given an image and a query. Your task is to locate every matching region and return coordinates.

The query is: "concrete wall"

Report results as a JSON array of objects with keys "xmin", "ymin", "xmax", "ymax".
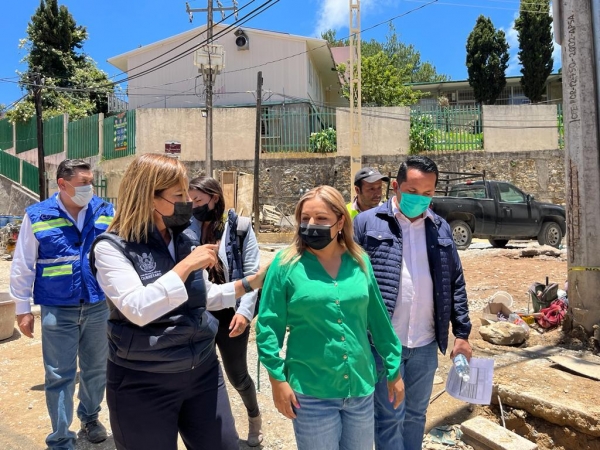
[
  {"xmin": 0, "ymin": 176, "xmax": 39, "ymax": 215},
  {"xmin": 135, "ymin": 108, "xmax": 256, "ymax": 162},
  {"xmin": 483, "ymin": 105, "xmax": 559, "ymax": 152},
  {"xmin": 336, "ymin": 107, "xmax": 410, "ymax": 157}
]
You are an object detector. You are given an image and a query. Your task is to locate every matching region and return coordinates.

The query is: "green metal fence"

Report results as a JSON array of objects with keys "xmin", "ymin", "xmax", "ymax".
[
  {"xmin": 0, "ymin": 150, "xmax": 20, "ymax": 182},
  {"xmin": 557, "ymin": 103, "xmax": 564, "ymax": 149},
  {"xmin": 0, "ymin": 118, "xmax": 13, "ymax": 151},
  {"xmin": 68, "ymin": 114, "xmax": 100, "ymax": 159},
  {"xmin": 103, "ymin": 110, "xmax": 136, "ymax": 160},
  {"xmin": 22, "ymin": 160, "xmax": 39, "ymax": 194},
  {"xmin": 261, "ymin": 103, "xmax": 337, "ymax": 153},
  {"xmin": 410, "ymin": 105, "xmax": 483, "ymax": 152},
  {"xmin": 44, "ymin": 114, "xmax": 66, "ymax": 156},
  {"xmin": 15, "ymin": 117, "xmax": 37, "ymax": 154}
]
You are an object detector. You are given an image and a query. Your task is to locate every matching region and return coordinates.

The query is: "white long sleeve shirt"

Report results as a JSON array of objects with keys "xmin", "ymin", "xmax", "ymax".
[
  {"xmin": 10, "ymin": 196, "xmax": 88, "ymax": 315},
  {"xmin": 390, "ymin": 197, "xmax": 436, "ymax": 348},
  {"xmin": 190, "ymin": 218, "xmax": 260, "ymax": 322}
]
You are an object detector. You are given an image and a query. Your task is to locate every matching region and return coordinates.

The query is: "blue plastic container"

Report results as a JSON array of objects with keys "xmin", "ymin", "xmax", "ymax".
[{"xmin": 0, "ymin": 215, "xmax": 10, "ymax": 228}]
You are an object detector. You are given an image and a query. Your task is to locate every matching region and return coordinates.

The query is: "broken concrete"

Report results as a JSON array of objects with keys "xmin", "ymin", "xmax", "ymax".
[
  {"xmin": 461, "ymin": 416, "xmax": 537, "ymax": 450},
  {"xmin": 480, "ymin": 322, "xmax": 529, "ymax": 345},
  {"xmin": 491, "ymin": 346, "xmax": 600, "ymax": 438}
]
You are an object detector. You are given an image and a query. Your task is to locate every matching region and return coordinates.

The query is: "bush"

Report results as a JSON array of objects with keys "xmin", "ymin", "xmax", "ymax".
[
  {"xmin": 409, "ymin": 112, "xmax": 435, "ymax": 154},
  {"xmin": 309, "ymin": 127, "xmax": 337, "ymax": 153}
]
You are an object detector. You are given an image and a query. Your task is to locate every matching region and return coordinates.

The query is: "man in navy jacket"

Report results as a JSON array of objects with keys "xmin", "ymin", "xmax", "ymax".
[{"xmin": 354, "ymin": 155, "xmax": 472, "ymax": 450}]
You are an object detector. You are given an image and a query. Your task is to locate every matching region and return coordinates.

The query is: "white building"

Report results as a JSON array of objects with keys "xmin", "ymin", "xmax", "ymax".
[{"xmin": 108, "ymin": 24, "xmax": 346, "ymax": 110}]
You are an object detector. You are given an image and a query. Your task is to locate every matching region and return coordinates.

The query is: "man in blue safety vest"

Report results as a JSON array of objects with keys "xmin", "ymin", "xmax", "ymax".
[{"xmin": 10, "ymin": 159, "xmax": 114, "ymax": 450}]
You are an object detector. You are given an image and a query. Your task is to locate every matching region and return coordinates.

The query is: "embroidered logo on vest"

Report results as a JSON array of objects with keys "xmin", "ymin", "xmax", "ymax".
[{"xmin": 138, "ymin": 253, "xmax": 157, "ymax": 272}]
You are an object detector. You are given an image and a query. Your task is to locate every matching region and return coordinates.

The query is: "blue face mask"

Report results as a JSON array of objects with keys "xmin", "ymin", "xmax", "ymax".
[{"xmin": 399, "ymin": 192, "xmax": 432, "ymax": 218}]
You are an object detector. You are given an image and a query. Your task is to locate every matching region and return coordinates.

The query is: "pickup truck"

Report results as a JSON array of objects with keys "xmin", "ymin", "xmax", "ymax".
[{"xmin": 430, "ymin": 179, "xmax": 566, "ymax": 250}]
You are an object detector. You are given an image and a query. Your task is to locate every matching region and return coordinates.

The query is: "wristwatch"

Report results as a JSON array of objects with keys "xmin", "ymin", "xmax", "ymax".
[{"xmin": 241, "ymin": 277, "xmax": 254, "ymax": 293}]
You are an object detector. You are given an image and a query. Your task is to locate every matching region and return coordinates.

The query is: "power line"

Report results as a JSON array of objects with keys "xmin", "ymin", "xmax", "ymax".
[
  {"xmin": 404, "ymin": 0, "xmax": 555, "ymax": 14},
  {"xmin": 108, "ymin": 0, "xmax": 279, "ymax": 88},
  {"xmin": 222, "ymin": 0, "xmax": 440, "ymax": 76},
  {"xmin": 107, "ymin": 0, "xmax": 258, "ymax": 81}
]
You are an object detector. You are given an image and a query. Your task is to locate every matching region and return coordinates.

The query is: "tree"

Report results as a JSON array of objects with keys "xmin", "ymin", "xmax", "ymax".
[
  {"xmin": 8, "ymin": 0, "xmax": 114, "ymax": 122},
  {"xmin": 320, "ymin": 29, "xmax": 346, "ymax": 47},
  {"xmin": 381, "ymin": 24, "xmax": 449, "ymax": 83},
  {"xmin": 466, "ymin": 15, "xmax": 510, "ymax": 105},
  {"xmin": 338, "ymin": 51, "xmax": 423, "ymax": 106},
  {"xmin": 514, "ymin": 0, "xmax": 554, "ymax": 103}
]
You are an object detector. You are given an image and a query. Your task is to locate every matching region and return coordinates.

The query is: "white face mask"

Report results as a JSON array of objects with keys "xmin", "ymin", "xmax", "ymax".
[{"xmin": 67, "ymin": 182, "xmax": 94, "ymax": 207}]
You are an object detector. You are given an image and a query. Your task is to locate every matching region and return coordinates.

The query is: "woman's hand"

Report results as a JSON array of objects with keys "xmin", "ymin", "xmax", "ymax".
[
  {"xmin": 270, "ymin": 378, "xmax": 299, "ymax": 419},
  {"xmin": 229, "ymin": 313, "xmax": 249, "ymax": 338},
  {"xmin": 387, "ymin": 375, "xmax": 405, "ymax": 409},
  {"xmin": 249, "ymin": 262, "xmax": 271, "ymax": 290},
  {"xmin": 174, "ymin": 244, "xmax": 218, "ymax": 282},
  {"xmin": 187, "ymin": 244, "xmax": 219, "ymax": 270}
]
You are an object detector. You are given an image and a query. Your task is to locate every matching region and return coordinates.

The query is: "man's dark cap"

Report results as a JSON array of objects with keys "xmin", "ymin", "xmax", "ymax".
[{"xmin": 354, "ymin": 167, "xmax": 390, "ymax": 186}]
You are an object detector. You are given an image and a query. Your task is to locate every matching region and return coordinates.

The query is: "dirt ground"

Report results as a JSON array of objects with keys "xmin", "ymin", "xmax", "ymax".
[{"xmin": 1, "ymin": 240, "xmax": 597, "ymax": 450}]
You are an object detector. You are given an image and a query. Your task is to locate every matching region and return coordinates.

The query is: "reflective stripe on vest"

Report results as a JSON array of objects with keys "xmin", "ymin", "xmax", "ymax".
[
  {"xmin": 42, "ymin": 264, "xmax": 73, "ymax": 277},
  {"xmin": 95, "ymin": 215, "xmax": 113, "ymax": 226},
  {"xmin": 37, "ymin": 255, "xmax": 80, "ymax": 265},
  {"xmin": 31, "ymin": 218, "xmax": 73, "ymax": 233}
]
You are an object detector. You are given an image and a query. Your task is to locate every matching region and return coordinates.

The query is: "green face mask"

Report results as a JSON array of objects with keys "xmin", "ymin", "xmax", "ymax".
[{"xmin": 399, "ymin": 192, "xmax": 432, "ymax": 218}]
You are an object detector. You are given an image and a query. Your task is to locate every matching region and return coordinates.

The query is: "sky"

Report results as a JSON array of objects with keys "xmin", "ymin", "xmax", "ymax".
[{"xmin": 0, "ymin": 0, "xmax": 561, "ymax": 107}]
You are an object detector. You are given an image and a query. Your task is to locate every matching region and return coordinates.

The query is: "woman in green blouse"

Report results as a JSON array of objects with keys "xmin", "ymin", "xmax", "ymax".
[{"xmin": 256, "ymin": 185, "xmax": 404, "ymax": 450}]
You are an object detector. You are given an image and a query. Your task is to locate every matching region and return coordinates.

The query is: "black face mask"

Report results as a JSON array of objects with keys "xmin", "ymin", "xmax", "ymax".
[
  {"xmin": 299, "ymin": 223, "xmax": 336, "ymax": 250},
  {"xmin": 192, "ymin": 204, "xmax": 217, "ymax": 222},
  {"xmin": 157, "ymin": 199, "xmax": 193, "ymax": 230}
]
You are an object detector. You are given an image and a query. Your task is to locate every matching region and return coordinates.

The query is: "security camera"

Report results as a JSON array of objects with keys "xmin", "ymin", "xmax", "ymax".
[{"xmin": 234, "ymin": 29, "xmax": 249, "ymax": 50}]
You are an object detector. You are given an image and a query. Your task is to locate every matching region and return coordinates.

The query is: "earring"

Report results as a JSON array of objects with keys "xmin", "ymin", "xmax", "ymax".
[{"xmin": 338, "ymin": 230, "xmax": 342, "ymax": 235}]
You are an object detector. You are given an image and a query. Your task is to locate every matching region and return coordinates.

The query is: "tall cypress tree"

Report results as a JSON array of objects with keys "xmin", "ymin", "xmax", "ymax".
[
  {"xmin": 515, "ymin": 0, "xmax": 554, "ymax": 103},
  {"xmin": 466, "ymin": 15, "xmax": 510, "ymax": 105}
]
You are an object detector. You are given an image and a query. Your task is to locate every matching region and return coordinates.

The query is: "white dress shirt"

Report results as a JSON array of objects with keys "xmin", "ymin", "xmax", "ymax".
[
  {"xmin": 390, "ymin": 197, "xmax": 436, "ymax": 348},
  {"xmin": 10, "ymin": 195, "xmax": 88, "ymax": 315}
]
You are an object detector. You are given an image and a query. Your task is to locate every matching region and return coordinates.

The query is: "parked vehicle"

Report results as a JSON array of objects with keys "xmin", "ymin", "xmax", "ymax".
[{"xmin": 430, "ymin": 174, "xmax": 566, "ymax": 250}]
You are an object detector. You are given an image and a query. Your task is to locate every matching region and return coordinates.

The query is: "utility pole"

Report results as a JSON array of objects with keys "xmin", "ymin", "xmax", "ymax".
[
  {"xmin": 253, "ymin": 72, "xmax": 263, "ymax": 229},
  {"xmin": 349, "ymin": 0, "xmax": 362, "ymax": 190},
  {"xmin": 187, "ymin": 1, "xmax": 237, "ymax": 177},
  {"xmin": 554, "ymin": 0, "xmax": 600, "ymax": 333},
  {"xmin": 31, "ymin": 72, "xmax": 47, "ymax": 201}
]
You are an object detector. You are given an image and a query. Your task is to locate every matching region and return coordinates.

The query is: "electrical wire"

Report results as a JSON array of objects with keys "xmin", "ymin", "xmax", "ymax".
[{"xmin": 222, "ymin": 0, "xmax": 440, "ymax": 76}]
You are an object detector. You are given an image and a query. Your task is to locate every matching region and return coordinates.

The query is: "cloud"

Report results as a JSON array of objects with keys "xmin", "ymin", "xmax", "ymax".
[{"xmin": 313, "ymin": 0, "xmax": 377, "ymax": 38}]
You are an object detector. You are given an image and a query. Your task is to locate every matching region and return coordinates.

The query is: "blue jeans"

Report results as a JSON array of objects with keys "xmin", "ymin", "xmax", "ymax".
[
  {"xmin": 41, "ymin": 301, "xmax": 109, "ymax": 450},
  {"xmin": 292, "ymin": 392, "xmax": 374, "ymax": 450},
  {"xmin": 373, "ymin": 339, "xmax": 439, "ymax": 450}
]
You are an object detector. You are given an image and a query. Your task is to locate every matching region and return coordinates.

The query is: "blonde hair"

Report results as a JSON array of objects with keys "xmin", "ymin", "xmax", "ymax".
[
  {"xmin": 108, "ymin": 154, "xmax": 189, "ymax": 242},
  {"xmin": 281, "ymin": 185, "xmax": 366, "ymax": 271}
]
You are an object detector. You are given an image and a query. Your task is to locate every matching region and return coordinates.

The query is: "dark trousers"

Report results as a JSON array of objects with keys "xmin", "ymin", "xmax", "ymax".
[
  {"xmin": 212, "ymin": 308, "xmax": 260, "ymax": 418},
  {"xmin": 106, "ymin": 352, "xmax": 238, "ymax": 450}
]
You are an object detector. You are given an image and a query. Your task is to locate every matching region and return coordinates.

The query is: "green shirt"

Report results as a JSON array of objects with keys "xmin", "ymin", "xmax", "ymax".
[{"xmin": 256, "ymin": 250, "xmax": 402, "ymax": 399}]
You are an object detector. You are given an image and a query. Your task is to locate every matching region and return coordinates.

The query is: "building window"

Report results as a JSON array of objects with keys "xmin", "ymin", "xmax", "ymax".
[{"xmin": 308, "ymin": 60, "xmax": 313, "ymax": 87}]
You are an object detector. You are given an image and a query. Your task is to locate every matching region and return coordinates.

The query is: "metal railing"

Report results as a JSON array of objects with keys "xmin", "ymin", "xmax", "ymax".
[
  {"xmin": 261, "ymin": 103, "xmax": 337, "ymax": 153},
  {"xmin": 410, "ymin": 105, "xmax": 483, "ymax": 152}
]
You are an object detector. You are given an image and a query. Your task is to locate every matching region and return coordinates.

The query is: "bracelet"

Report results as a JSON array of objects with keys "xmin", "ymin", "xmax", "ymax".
[{"xmin": 241, "ymin": 277, "xmax": 254, "ymax": 293}]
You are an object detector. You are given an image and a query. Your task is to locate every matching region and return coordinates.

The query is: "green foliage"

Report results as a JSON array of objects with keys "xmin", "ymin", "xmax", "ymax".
[
  {"xmin": 338, "ymin": 51, "xmax": 424, "ymax": 106},
  {"xmin": 466, "ymin": 15, "xmax": 510, "ymax": 105},
  {"xmin": 409, "ymin": 112, "xmax": 435, "ymax": 154},
  {"xmin": 309, "ymin": 127, "xmax": 337, "ymax": 153},
  {"xmin": 325, "ymin": 23, "xmax": 449, "ymax": 91},
  {"xmin": 515, "ymin": 0, "xmax": 554, "ymax": 103},
  {"xmin": 320, "ymin": 29, "xmax": 346, "ymax": 47},
  {"xmin": 8, "ymin": 0, "xmax": 114, "ymax": 122}
]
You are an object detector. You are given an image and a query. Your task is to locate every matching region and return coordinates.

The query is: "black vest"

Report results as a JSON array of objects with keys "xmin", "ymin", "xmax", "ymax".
[{"xmin": 91, "ymin": 226, "xmax": 217, "ymax": 373}]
